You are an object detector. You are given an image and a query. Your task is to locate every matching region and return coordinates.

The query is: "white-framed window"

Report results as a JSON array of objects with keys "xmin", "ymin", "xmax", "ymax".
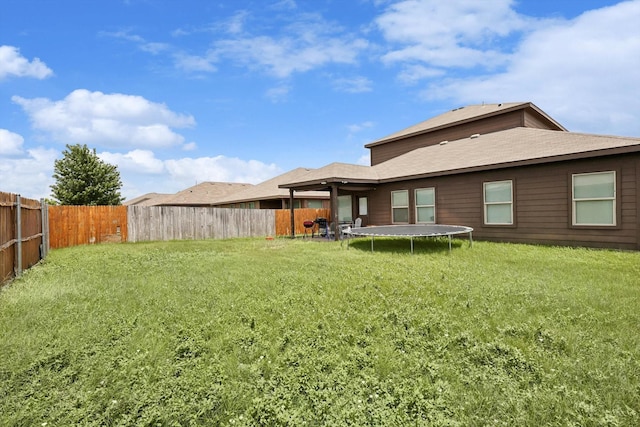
[
  {"xmin": 307, "ymin": 200, "xmax": 323, "ymax": 209},
  {"xmin": 338, "ymin": 195, "xmax": 353, "ymax": 222},
  {"xmin": 415, "ymin": 188, "xmax": 435, "ymax": 223},
  {"xmin": 358, "ymin": 197, "xmax": 368, "ymax": 216},
  {"xmin": 484, "ymin": 180, "xmax": 513, "ymax": 225},
  {"xmin": 572, "ymin": 171, "xmax": 616, "ymax": 226},
  {"xmin": 391, "ymin": 190, "xmax": 409, "ymax": 223}
]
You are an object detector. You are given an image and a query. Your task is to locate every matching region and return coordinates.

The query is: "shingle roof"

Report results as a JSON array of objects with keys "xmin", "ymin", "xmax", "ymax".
[
  {"xmin": 373, "ymin": 127, "xmax": 640, "ymax": 181},
  {"xmin": 365, "ymin": 102, "xmax": 566, "ymax": 148},
  {"xmin": 123, "ymin": 192, "xmax": 174, "ymax": 206},
  {"xmin": 159, "ymin": 181, "xmax": 253, "ymax": 206},
  {"xmin": 213, "ymin": 168, "xmax": 329, "ymax": 204}
]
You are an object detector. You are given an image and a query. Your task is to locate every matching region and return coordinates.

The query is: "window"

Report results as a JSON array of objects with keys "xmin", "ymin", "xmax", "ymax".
[
  {"xmin": 484, "ymin": 180, "xmax": 513, "ymax": 225},
  {"xmin": 572, "ymin": 171, "xmax": 616, "ymax": 226},
  {"xmin": 358, "ymin": 197, "xmax": 368, "ymax": 216},
  {"xmin": 338, "ymin": 195, "xmax": 352, "ymax": 222},
  {"xmin": 285, "ymin": 200, "xmax": 301, "ymax": 209},
  {"xmin": 415, "ymin": 188, "xmax": 435, "ymax": 223},
  {"xmin": 391, "ymin": 190, "xmax": 409, "ymax": 223},
  {"xmin": 307, "ymin": 200, "xmax": 323, "ymax": 209}
]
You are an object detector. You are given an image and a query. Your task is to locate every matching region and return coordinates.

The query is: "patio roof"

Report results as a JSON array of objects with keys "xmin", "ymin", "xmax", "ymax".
[{"xmin": 277, "ymin": 162, "xmax": 379, "ymax": 191}]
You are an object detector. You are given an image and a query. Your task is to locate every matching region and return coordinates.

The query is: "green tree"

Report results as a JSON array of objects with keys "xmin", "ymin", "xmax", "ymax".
[{"xmin": 50, "ymin": 144, "xmax": 124, "ymax": 205}]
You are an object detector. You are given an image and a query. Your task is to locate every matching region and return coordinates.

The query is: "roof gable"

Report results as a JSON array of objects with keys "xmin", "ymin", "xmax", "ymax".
[{"xmin": 365, "ymin": 102, "xmax": 566, "ymax": 149}]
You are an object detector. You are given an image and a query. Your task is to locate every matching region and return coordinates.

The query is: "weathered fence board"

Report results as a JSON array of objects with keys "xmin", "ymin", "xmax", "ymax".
[
  {"xmin": 127, "ymin": 206, "xmax": 276, "ymax": 242},
  {"xmin": 48, "ymin": 205, "xmax": 127, "ymax": 249},
  {"xmin": 275, "ymin": 208, "xmax": 331, "ymax": 237},
  {"xmin": 0, "ymin": 191, "xmax": 45, "ymax": 286}
]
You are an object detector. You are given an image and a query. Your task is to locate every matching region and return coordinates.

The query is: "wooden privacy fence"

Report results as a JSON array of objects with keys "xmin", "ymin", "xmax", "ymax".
[
  {"xmin": 127, "ymin": 206, "xmax": 276, "ymax": 242},
  {"xmin": 275, "ymin": 208, "xmax": 331, "ymax": 237},
  {"xmin": 48, "ymin": 205, "xmax": 127, "ymax": 249},
  {"xmin": 0, "ymin": 191, "xmax": 48, "ymax": 286}
]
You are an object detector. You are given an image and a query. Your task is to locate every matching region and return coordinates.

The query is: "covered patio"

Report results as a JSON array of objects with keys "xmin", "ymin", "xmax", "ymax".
[{"xmin": 278, "ymin": 162, "xmax": 378, "ymax": 241}]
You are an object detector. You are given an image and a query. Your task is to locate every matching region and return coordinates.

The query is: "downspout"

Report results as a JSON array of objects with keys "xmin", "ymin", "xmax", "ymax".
[{"xmin": 289, "ymin": 188, "xmax": 295, "ymax": 239}]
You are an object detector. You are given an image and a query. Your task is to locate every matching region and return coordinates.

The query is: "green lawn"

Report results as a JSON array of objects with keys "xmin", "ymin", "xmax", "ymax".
[{"xmin": 1, "ymin": 237, "xmax": 639, "ymax": 426}]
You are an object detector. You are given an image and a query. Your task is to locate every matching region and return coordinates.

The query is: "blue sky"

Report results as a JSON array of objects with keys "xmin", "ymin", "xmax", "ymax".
[{"xmin": 1, "ymin": 0, "xmax": 639, "ymax": 201}]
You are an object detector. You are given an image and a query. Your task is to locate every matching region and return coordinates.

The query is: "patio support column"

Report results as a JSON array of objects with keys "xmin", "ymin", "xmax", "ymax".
[
  {"xmin": 330, "ymin": 183, "xmax": 340, "ymax": 241},
  {"xmin": 289, "ymin": 188, "xmax": 295, "ymax": 239}
]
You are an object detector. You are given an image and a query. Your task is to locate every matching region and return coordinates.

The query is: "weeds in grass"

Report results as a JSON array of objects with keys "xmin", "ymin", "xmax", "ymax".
[{"xmin": 1, "ymin": 238, "xmax": 639, "ymax": 425}]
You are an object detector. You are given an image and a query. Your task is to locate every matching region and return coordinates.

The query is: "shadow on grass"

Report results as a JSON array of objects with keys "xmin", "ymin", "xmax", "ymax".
[{"xmin": 344, "ymin": 236, "xmax": 468, "ymax": 254}]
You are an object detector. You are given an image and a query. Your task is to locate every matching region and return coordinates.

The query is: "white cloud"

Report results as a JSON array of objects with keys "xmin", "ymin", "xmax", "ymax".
[
  {"xmin": 101, "ymin": 30, "xmax": 170, "ymax": 55},
  {"xmin": 174, "ymin": 53, "xmax": 217, "ymax": 73},
  {"xmin": 214, "ymin": 35, "xmax": 368, "ymax": 78},
  {"xmin": 0, "ymin": 45, "xmax": 53, "ymax": 80},
  {"xmin": 376, "ymin": 0, "xmax": 529, "ymax": 68},
  {"xmin": 12, "ymin": 89, "xmax": 195, "ymax": 149},
  {"xmin": 165, "ymin": 155, "xmax": 281, "ymax": 186},
  {"xmin": 265, "ymin": 84, "xmax": 291, "ymax": 102},
  {"xmin": 0, "ymin": 147, "xmax": 58, "ymax": 199},
  {"xmin": 397, "ymin": 64, "xmax": 445, "ymax": 85},
  {"xmin": 0, "ymin": 129, "xmax": 24, "ymax": 155},
  {"xmin": 333, "ymin": 76, "xmax": 373, "ymax": 93},
  {"xmin": 347, "ymin": 121, "xmax": 375, "ymax": 134},
  {"xmin": 99, "ymin": 149, "xmax": 165, "ymax": 174},
  {"xmin": 356, "ymin": 152, "xmax": 371, "ymax": 166},
  {"xmin": 425, "ymin": 0, "xmax": 640, "ymax": 136},
  {"xmin": 226, "ymin": 10, "xmax": 250, "ymax": 34},
  {"xmin": 212, "ymin": 13, "xmax": 369, "ymax": 78},
  {"xmin": 272, "ymin": 0, "xmax": 297, "ymax": 10}
]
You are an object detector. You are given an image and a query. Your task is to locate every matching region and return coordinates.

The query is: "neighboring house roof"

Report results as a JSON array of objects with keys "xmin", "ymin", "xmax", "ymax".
[
  {"xmin": 213, "ymin": 168, "xmax": 329, "ymax": 205},
  {"xmin": 124, "ymin": 192, "xmax": 174, "ymax": 206},
  {"xmin": 158, "ymin": 182, "xmax": 253, "ymax": 206},
  {"xmin": 365, "ymin": 102, "xmax": 567, "ymax": 148},
  {"xmin": 373, "ymin": 127, "xmax": 640, "ymax": 182}
]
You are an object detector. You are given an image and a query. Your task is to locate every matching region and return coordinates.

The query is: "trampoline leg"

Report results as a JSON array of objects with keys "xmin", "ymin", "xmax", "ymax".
[
  {"xmin": 469, "ymin": 232, "xmax": 473, "ymax": 248},
  {"xmin": 371, "ymin": 236, "xmax": 374, "ymax": 252},
  {"xmin": 448, "ymin": 235, "xmax": 452, "ymax": 253},
  {"xmin": 410, "ymin": 236, "xmax": 414, "ymax": 254}
]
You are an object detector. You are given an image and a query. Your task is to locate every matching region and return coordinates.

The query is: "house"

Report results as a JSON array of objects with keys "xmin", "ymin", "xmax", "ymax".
[
  {"xmin": 212, "ymin": 168, "xmax": 330, "ymax": 209},
  {"xmin": 124, "ymin": 192, "xmax": 174, "ymax": 206},
  {"xmin": 124, "ymin": 169, "xmax": 330, "ymax": 209},
  {"xmin": 280, "ymin": 102, "xmax": 640, "ymax": 250},
  {"xmin": 155, "ymin": 182, "xmax": 254, "ymax": 207}
]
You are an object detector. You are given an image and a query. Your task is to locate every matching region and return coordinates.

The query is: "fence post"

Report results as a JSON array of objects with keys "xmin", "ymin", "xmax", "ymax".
[
  {"xmin": 40, "ymin": 198, "xmax": 49, "ymax": 258},
  {"xmin": 15, "ymin": 194, "xmax": 22, "ymax": 277}
]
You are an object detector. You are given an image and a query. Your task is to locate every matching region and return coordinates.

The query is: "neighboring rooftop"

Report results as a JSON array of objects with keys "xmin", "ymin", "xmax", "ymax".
[
  {"xmin": 214, "ymin": 168, "xmax": 328, "ymax": 205},
  {"xmin": 124, "ymin": 193, "xmax": 174, "ymax": 206},
  {"xmin": 158, "ymin": 182, "xmax": 253, "ymax": 206}
]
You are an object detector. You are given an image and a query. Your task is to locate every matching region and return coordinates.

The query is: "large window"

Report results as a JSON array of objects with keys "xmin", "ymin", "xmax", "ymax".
[
  {"xmin": 391, "ymin": 190, "xmax": 409, "ymax": 223},
  {"xmin": 415, "ymin": 188, "xmax": 435, "ymax": 223},
  {"xmin": 307, "ymin": 200, "xmax": 323, "ymax": 209},
  {"xmin": 338, "ymin": 195, "xmax": 352, "ymax": 222},
  {"xmin": 484, "ymin": 180, "xmax": 513, "ymax": 225},
  {"xmin": 572, "ymin": 171, "xmax": 616, "ymax": 226},
  {"xmin": 358, "ymin": 197, "xmax": 368, "ymax": 216}
]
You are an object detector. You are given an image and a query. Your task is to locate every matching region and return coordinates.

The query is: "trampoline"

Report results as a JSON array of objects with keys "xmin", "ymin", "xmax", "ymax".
[{"xmin": 344, "ymin": 224, "xmax": 473, "ymax": 254}]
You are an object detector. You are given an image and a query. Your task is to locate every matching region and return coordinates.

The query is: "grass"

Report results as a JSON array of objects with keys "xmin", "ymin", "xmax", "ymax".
[{"xmin": 1, "ymin": 237, "xmax": 639, "ymax": 426}]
